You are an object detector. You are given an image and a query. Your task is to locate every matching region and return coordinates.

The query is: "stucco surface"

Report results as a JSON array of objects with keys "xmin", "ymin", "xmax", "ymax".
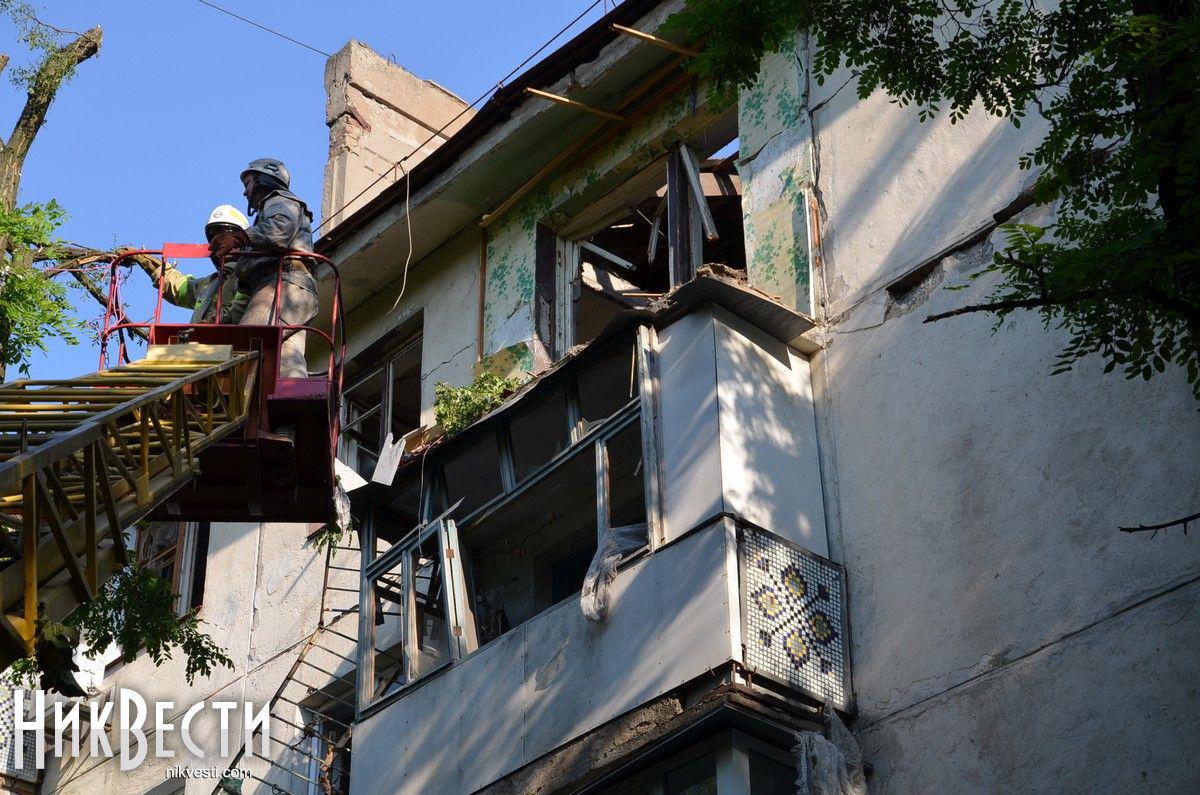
[
  {"xmin": 857, "ymin": 577, "xmax": 1200, "ymax": 793},
  {"xmin": 817, "ymin": 213, "xmax": 1200, "ymax": 730}
]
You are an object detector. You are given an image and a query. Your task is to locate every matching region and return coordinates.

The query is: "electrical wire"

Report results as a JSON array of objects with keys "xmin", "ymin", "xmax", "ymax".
[
  {"xmin": 388, "ymin": 161, "xmax": 414, "ymax": 313},
  {"xmin": 195, "ymin": 0, "xmax": 332, "ymax": 57},
  {"xmin": 314, "ymin": 0, "xmax": 608, "ymax": 234}
]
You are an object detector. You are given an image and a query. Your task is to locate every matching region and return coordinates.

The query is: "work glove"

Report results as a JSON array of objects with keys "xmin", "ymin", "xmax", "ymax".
[{"xmin": 209, "ymin": 228, "xmax": 250, "ymax": 261}]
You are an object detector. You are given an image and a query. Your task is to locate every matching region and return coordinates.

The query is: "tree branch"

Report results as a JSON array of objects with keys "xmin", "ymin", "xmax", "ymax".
[
  {"xmin": 41, "ymin": 246, "xmax": 158, "ymax": 343},
  {"xmin": 923, "ymin": 292, "xmax": 1097, "ymax": 323},
  {"xmin": 1, "ymin": 25, "xmax": 102, "ymax": 209},
  {"xmin": 1119, "ymin": 512, "xmax": 1199, "ymax": 538}
]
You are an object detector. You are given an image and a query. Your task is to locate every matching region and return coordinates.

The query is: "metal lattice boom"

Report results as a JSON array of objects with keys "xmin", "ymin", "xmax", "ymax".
[{"xmin": 0, "ymin": 344, "xmax": 259, "ymax": 667}]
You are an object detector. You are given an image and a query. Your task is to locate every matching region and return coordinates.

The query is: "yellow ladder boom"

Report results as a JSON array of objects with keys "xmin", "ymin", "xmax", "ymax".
[{"xmin": 0, "ymin": 344, "xmax": 258, "ymax": 666}]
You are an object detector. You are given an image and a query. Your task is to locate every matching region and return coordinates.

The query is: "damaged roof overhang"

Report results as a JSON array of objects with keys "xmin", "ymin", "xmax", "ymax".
[
  {"xmin": 357, "ymin": 270, "xmax": 818, "ymax": 500},
  {"xmin": 315, "ymin": 0, "xmax": 692, "ymax": 320}
]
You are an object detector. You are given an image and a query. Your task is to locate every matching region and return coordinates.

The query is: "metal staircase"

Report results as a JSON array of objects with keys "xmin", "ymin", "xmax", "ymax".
[
  {"xmin": 0, "ymin": 345, "xmax": 258, "ymax": 668},
  {"xmin": 216, "ymin": 540, "xmax": 362, "ymax": 794}
]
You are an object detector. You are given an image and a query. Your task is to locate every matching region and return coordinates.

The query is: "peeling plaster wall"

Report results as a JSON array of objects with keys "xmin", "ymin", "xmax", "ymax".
[
  {"xmin": 808, "ymin": 59, "xmax": 1200, "ymax": 787},
  {"xmin": 41, "ymin": 522, "xmax": 355, "ymax": 795},
  {"xmin": 738, "ymin": 34, "xmax": 813, "ymax": 315},
  {"xmin": 482, "ymin": 77, "xmax": 728, "ymax": 369}
]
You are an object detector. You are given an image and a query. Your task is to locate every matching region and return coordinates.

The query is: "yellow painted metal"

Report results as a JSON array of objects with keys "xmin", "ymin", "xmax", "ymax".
[{"xmin": 0, "ymin": 348, "xmax": 259, "ymax": 666}]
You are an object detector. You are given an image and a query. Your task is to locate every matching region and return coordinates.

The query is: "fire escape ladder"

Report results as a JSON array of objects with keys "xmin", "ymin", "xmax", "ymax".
[{"xmin": 216, "ymin": 541, "xmax": 361, "ymax": 794}]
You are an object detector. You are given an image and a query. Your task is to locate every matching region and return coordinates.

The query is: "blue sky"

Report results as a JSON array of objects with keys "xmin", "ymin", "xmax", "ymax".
[{"xmin": 1, "ymin": 0, "xmax": 612, "ymax": 379}]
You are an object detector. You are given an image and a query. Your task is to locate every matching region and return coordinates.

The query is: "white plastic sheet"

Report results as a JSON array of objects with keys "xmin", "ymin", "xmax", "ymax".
[
  {"xmin": 580, "ymin": 524, "xmax": 647, "ymax": 622},
  {"xmin": 794, "ymin": 706, "xmax": 867, "ymax": 794}
]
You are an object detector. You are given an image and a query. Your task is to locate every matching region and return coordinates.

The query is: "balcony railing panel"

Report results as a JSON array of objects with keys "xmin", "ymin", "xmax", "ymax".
[{"xmin": 740, "ymin": 526, "xmax": 852, "ymax": 711}]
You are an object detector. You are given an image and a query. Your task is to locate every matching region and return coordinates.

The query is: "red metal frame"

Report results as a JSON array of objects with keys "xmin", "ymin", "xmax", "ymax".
[{"xmin": 98, "ymin": 246, "xmax": 347, "ymax": 515}]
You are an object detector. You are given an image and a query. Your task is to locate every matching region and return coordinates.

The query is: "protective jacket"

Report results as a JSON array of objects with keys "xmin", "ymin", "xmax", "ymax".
[
  {"xmin": 239, "ymin": 189, "xmax": 318, "ymax": 295},
  {"xmin": 161, "ymin": 263, "xmax": 248, "ymax": 324}
]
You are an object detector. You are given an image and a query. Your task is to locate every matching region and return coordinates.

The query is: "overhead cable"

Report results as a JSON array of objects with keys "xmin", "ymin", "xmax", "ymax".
[{"xmin": 195, "ymin": 0, "xmax": 333, "ymax": 57}]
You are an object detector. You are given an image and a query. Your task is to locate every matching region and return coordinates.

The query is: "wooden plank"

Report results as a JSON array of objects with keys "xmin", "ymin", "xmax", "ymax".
[
  {"xmin": 679, "ymin": 144, "xmax": 720, "ymax": 241},
  {"xmin": 523, "ymin": 87, "xmax": 625, "ymax": 121},
  {"xmin": 144, "ymin": 343, "xmax": 233, "ymax": 363},
  {"xmin": 611, "ymin": 23, "xmax": 700, "ymax": 57}
]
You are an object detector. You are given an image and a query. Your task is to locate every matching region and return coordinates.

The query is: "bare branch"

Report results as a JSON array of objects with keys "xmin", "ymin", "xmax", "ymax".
[
  {"xmin": 40, "ymin": 246, "xmax": 161, "ymax": 343},
  {"xmin": 1, "ymin": 26, "xmax": 102, "ymax": 209},
  {"xmin": 0, "ymin": 54, "xmax": 9, "ymax": 78},
  {"xmin": 61, "ymin": 267, "xmax": 149, "ymax": 343},
  {"xmin": 1119, "ymin": 512, "xmax": 1199, "ymax": 538}
]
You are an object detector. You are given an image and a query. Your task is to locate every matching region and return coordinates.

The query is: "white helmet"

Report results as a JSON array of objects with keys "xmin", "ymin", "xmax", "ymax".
[{"xmin": 204, "ymin": 204, "xmax": 251, "ymax": 235}]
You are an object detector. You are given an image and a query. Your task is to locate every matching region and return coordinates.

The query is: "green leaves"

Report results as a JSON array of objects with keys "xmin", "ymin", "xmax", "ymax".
[
  {"xmin": 0, "ymin": 200, "xmax": 82, "ymax": 376},
  {"xmin": 671, "ymin": 0, "xmax": 1200, "ymax": 398},
  {"xmin": 434, "ymin": 372, "xmax": 518, "ymax": 436},
  {"xmin": 67, "ymin": 564, "xmax": 233, "ymax": 686}
]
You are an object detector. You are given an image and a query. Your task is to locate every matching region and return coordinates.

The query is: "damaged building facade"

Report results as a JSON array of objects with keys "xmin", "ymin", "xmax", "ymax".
[{"xmin": 26, "ymin": 1, "xmax": 1199, "ymax": 793}]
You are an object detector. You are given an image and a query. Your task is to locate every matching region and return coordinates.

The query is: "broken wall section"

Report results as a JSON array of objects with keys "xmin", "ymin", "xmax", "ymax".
[
  {"xmin": 738, "ymin": 32, "xmax": 813, "ymax": 316},
  {"xmin": 323, "ymin": 41, "xmax": 474, "ymax": 231}
]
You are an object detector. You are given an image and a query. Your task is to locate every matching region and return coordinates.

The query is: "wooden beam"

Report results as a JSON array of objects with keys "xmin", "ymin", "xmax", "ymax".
[
  {"xmin": 523, "ymin": 88, "xmax": 626, "ymax": 122},
  {"xmin": 580, "ymin": 240, "xmax": 638, "ymax": 272},
  {"xmin": 611, "ymin": 24, "xmax": 700, "ymax": 58},
  {"xmin": 481, "ymin": 55, "xmax": 689, "ymax": 228}
]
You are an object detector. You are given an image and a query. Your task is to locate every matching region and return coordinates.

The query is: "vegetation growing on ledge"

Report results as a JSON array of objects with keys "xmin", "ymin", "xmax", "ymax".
[{"xmin": 434, "ymin": 372, "xmax": 518, "ymax": 436}]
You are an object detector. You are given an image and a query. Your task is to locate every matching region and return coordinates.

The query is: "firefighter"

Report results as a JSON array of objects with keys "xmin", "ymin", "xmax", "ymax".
[
  {"xmin": 210, "ymin": 157, "xmax": 319, "ymax": 379},
  {"xmin": 159, "ymin": 204, "xmax": 250, "ymax": 323}
]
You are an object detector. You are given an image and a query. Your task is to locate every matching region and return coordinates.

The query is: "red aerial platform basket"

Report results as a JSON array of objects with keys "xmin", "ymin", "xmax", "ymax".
[{"xmin": 99, "ymin": 244, "xmax": 346, "ymax": 523}]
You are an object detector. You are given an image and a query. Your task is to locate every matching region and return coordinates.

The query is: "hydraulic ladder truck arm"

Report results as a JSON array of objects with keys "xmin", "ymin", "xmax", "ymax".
[{"xmin": 0, "ymin": 245, "xmax": 345, "ymax": 667}]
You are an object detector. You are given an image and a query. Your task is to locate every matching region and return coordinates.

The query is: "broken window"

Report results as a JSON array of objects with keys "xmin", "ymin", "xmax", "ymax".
[
  {"xmin": 137, "ymin": 521, "xmax": 209, "ymax": 615},
  {"xmin": 297, "ymin": 686, "xmax": 355, "ymax": 794},
  {"xmin": 359, "ymin": 518, "xmax": 471, "ymax": 709},
  {"xmin": 576, "ymin": 342, "xmax": 638, "ymax": 433},
  {"xmin": 465, "ymin": 447, "xmax": 598, "ymax": 644},
  {"xmin": 604, "ymin": 420, "xmax": 647, "ymax": 528},
  {"xmin": 339, "ymin": 332, "xmax": 422, "ymax": 481},
  {"xmin": 439, "ymin": 428, "xmax": 505, "ymax": 516},
  {"xmin": 361, "ymin": 332, "xmax": 660, "ymax": 702},
  {"xmin": 563, "ymin": 120, "xmax": 743, "ymax": 347},
  {"xmin": 507, "ymin": 386, "xmax": 571, "ymax": 480}
]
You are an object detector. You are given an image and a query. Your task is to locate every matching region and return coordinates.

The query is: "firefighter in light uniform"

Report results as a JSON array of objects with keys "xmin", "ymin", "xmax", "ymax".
[
  {"xmin": 210, "ymin": 158, "xmax": 319, "ymax": 380},
  {"xmin": 160, "ymin": 204, "xmax": 251, "ymax": 323}
]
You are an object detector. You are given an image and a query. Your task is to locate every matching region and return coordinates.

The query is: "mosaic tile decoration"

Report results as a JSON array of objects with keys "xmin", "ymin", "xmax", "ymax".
[
  {"xmin": 742, "ymin": 528, "xmax": 851, "ymax": 711},
  {"xmin": 0, "ymin": 680, "xmax": 38, "ymax": 781}
]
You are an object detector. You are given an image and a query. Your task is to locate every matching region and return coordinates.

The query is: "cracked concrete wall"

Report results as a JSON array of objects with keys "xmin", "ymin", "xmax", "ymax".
[
  {"xmin": 323, "ymin": 41, "xmax": 473, "ymax": 231},
  {"xmin": 41, "ymin": 522, "xmax": 357, "ymax": 795},
  {"xmin": 806, "ymin": 93, "xmax": 1200, "ymax": 788}
]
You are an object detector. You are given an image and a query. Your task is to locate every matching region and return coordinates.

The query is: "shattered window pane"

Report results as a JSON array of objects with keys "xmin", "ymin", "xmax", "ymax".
[
  {"xmin": 577, "ymin": 344, "xmax": 638, "ymax": 432},
  {"xmin": 606, "ymin": 420, "xmax": 647, "ymax": 528},
  {"xmin": 409, "ymin": 533, "xmax": 450, "ymax": 678},
  {"xmin": 342, "ymin": 366, "xmax": 386, "ymax": 478},
  {"xmin": 509, "ymin": 387, "xmax": 570, "ymax": 480},
  {"xmin": 374, "ymin": 467, "xmax": 422, "ymax": 562},
  {"xmin": 441, "ymin": 430, "xmax": 504, "ymax": 518},
  {"xmin": 371, "ymin": 557, "xmax": 407, "ymax": 702},
  {"xmin": 466, "ymin": 448, "xmax": 597, "ymax": 644}
]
